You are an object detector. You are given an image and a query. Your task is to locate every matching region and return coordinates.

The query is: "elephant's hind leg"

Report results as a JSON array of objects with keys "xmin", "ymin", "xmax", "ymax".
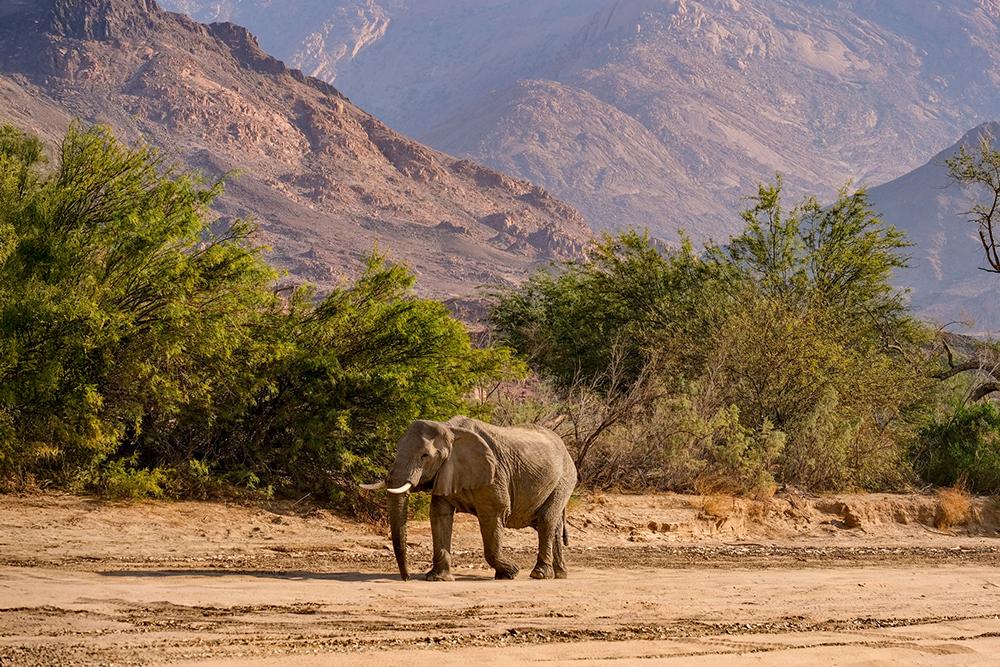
[
  {"xmin": 535, "ymin": 472, "xmax": 574, "ymax": 580},
  {"xmin": 529, "ymin": 518, "xmax": 557, "ymax": 579},
  {"xmin": 426, "ymin": 496, "xmax": 455, "ymax": 582},
  {"xmin": 479, "ymin": 516, "xmax": 519, "ymax": 579},
  {"xmin": 530, "ymin": 492, "xmax": 567, "ymax": 580},
  {"xmin": 553, "ymin": 515, "xmax": 568, "ymax": 579}
]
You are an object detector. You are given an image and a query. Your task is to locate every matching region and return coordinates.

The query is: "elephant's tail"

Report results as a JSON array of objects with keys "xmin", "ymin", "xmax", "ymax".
[{"xmin": 562, "ymin": 509, "xmax": 569, "ymax": 546}]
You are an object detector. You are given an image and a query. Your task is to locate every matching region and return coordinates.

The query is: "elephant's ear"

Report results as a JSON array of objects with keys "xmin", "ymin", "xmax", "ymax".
[{"xmin": 433, "ymin": 427, "xmax": 497, "ymax": 496}]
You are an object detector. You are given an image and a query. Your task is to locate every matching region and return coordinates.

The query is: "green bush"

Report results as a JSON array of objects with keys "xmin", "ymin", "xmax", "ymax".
[
  {"xmin": 918, "ymin": 403, "xmax": 1000, "ymax": 493},
  {"xmin": 0, "ymin": 123, "xmax": 519, "ymax": 500},
  {"xmin": 567, "ymin": 393, "xmax": 783, "ymax": 495},
  {"xmin": 489, "ymin": 230, "xmax": 716, "ymax": 393},
  {"xmin": 0, "ymin": 123, "xmax": 275, "ymax": 484},
  {"xmin": 491, "ymin": 181, "xmax": 932, "ymax": 493},
  {"xmin": 94, "ymin": 456, "xmax": 169, "ymax": 500},
  {"xmin": 703, "ymin": 406, "xmax": 785, "ymax": 496}
]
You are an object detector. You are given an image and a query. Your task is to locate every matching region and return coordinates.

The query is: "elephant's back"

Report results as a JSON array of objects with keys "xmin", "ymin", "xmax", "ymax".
[
  {"xmin": 457, "ymin": 419, "xmax": 568, "ymax": 466},
  {"xmin": 448, "ymin": 416, "xmax": 566, "ymax": 453}
]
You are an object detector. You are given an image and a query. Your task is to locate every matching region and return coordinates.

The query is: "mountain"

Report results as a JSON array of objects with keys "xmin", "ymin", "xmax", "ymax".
[
  {"xmin": 868, "ymin": 122, "xmax": 1000, "ymax": 334},
  {"xmin": 161, "ymin": 0, "xmax": 1000, "ymax": 242},
  {"xmin": 0, "ymin": 0, "xmax": 591, "ymax": 300}
]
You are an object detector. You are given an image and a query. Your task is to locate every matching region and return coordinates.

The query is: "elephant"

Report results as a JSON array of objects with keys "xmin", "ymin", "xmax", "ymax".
[{"xmin": 360, "ymin": 415, "xmax": 577, "ymax": 581}]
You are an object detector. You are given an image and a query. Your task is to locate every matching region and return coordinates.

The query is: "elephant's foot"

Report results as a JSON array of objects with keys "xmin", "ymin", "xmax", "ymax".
[
  {"xmin": 554, "ymin": 568, "xmax": 568, "ymax": 579},
  {"xmin": 425, "ymin": 569, "xmax": 454, "ymax": 582},
  {"xmin": 530, "ymin": 563, "xmax": 554, "ymax": 580},
  {"xmin": 493, "ymin": 563, "xmax": 520, "ymax": 580}
]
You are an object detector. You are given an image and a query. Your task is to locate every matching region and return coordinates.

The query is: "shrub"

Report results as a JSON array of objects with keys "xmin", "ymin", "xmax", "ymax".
[
  {"xmin": 489, "ymin": 230, "xmax": 717, "ymax": 392},
  {"xmin": 778, "ymin": 389, "xmax": 856, "ymax": 491},
  {"xmin": 0, "ymin": 123, "xmax": 276, "ymax": 484},
  {"xmin": 0, "ymin": 123, "xmax": 519, "ymax": 500},
  {"xmin": 562, "ymin": 392, "xmax": 783, "ymax": 496},
  {"xmin": 491, "ymin": 181, "xmax": 930, "ymax": 493},
  {"xmin": 94, "ymin": 456, "xmax": 169, "ymax": 500},
  {"xmin": 918, "ymin": 403, "xmax": 1000, "ymax": 494},
  {"xmin": 935, "ymin": 486, "xmax": 973, "ymax": 529},
  {"xmin": 702, "ymin": 405, "xmax": 784, "ymax": 496}
]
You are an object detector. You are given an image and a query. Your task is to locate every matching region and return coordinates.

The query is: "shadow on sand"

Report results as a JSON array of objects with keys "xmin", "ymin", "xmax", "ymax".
[{"xmin": 96, "ymin": 569, "xmax": 486, "ymax": 582}]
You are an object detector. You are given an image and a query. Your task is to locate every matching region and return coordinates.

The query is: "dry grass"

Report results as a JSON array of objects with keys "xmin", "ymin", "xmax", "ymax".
[
  {"xmin": 700, "ymin": 494, "xmax": 736, "ymax": 518},
  {"xmin": 747, "ymin": 498, "xmax": 772, "ymax": 522},
  {"xmin": 935, "ymin": 486, "xmax": 973, "ymax": 530},
  {"xmin": 692, "ymin": 473, "xmax": 775, "ymax": 521},
  {"xmin": 588, "ymin": 492, "xmax": 608, "ymax": 506},
  {"xmin": 693, "ymin": 473, "xmax": 735, "ymax": 497}
]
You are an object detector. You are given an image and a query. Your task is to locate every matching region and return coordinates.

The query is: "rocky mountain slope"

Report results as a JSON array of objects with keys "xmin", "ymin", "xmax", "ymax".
[
  {"xmin": 868, "ymin": 122, "xmax": 1000, "ymax": 333},
  {"xmin": 0, "ymin": 0, "xmax": 591, "ymax": 299},
  {"xmin": 163, "ymin": 0, "xmax": 1000, "ymax": 243}
]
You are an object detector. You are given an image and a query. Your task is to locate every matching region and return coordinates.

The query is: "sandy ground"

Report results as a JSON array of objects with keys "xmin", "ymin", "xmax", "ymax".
[{"xmin": 2, "ymin": 492, "xmax": 1000, "ymax": 665}]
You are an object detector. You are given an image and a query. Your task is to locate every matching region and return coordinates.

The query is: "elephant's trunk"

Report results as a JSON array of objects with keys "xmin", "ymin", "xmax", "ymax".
[{"xmin": 388, "ymin": 490, "xmax": 410, "ymax": 581}]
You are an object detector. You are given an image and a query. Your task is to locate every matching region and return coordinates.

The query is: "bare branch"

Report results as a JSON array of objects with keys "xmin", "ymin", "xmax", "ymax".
[
  {"xmin": 933, "ymin": 335, "xmax": 1000, "ymax": 402},
  {"xmin": 933, "ymin": 359, "xmax": 986, "ymax": 381},
  {"xmin": 943, "ymin": 339, "xmax": 956, "ymax": 369},
  {"xmin": 970, "ymin": 382, "xmax": 1000, "ymax": 402}
]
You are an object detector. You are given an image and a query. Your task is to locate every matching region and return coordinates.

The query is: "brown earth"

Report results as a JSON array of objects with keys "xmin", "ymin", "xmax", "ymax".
[
  {"xmin": 3, "ymin": 492, "xmax": 1000, "ymax": 665},
  {"xmin": 0, "ymin": 0, "xmax": 591, "ymax": 301}
]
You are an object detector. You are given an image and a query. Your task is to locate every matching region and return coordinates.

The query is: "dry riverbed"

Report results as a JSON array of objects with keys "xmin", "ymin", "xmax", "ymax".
[{"xmin": 2, "ymin": 492, "xmax": 1000, "ymax": 665}]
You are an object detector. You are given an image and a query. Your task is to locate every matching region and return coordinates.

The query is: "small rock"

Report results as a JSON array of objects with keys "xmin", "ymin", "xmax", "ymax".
[{"xmin": 842, "ymin": 505, "xmax": 864, "ymax": 529}]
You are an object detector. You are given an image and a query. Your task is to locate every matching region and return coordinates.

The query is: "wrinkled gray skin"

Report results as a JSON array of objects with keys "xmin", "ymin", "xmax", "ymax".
[{"xmin": 382, "ymin": 416, "xmax": 577, "ymax": 581}]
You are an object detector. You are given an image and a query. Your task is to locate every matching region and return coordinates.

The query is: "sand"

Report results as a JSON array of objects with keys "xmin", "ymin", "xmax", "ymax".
[{"xmin": 2, "ymin": 492, "xmax": 999, "ymax": 665}]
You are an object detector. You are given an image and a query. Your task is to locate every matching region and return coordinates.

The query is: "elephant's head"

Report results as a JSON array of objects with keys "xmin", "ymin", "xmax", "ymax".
[{"xmin": 359, "ymin": 419, "xmax": 496, "ymax": 580}]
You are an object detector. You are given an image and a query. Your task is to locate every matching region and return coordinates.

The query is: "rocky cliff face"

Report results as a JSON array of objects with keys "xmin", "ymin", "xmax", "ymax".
[
  {"xmin": 162, "ymin": 0, "xmax": 1000, "ymax": 244},
  {"xmin": 166, "ymin": 0, "xmax": 390, "ymax": 82},
  {"xmin": 0, "ymin": 0, "xmax": 591, "ymax": 298}
]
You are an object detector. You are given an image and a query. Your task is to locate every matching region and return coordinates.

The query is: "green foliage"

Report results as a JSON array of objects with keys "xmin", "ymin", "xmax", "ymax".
[
  {"xmin": 698, "ymin": 405, "xmax": 785, "ymax": 496},
  {"xmin": 0, "ymin": 123, "xmax": 517, "ymax": 499},
  {"xmin": 573, "ymin": 394, "xmax": 783, "ymax": 495},
  {"xmin": 492, "ymin": 180, "xmax": 931, "ymax": 493},
  {"xmin": 777, "ymin": 389, "xmax": 856, "ymax": 492},
  {"xmin": 95, "ymin": 456, "xmax": 169, "ymax": 500},
  {"xmin": 490, "ymin": 230, "xmax": 717, "ymax": 392},
  {"xmin": 719, "ymin": 179, "xmax": 909, "ymax": 327},
  {"xmin": 199, "ymin": 256, "xmax": 523, "ymax": 498},
  {"xmin": 0, "ymin": 123, "xmax": 276, "ymax": 483},
  {"xmin": 917, "ymin": 403, "xmax": 1000, "ymax": 494}
]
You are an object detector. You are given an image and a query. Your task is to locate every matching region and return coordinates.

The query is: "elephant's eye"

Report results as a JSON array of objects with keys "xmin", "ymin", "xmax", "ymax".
[{"xmin": 420, "ymin": 453, "xmax": 430, "ymax": 461}]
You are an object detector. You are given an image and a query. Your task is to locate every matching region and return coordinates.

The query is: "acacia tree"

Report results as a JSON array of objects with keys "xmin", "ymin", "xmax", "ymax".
[
  {"xmin": 716, "ymin": 179, "xmax": 911, "ymax": 341},
  {"xmin": 937, "ymin": 130, "xmax": 1000, "ymax": 401},
  {"xmin": 489, "ymin": 229, "xmax": 717, "ymax": 393},
  {"xmin": 946, "ymin": 130, "xmax": 1000, "ymax": 273},
  {"xmin": 0, "ymin": 123, "xmax": 274, "ymax": 481}
]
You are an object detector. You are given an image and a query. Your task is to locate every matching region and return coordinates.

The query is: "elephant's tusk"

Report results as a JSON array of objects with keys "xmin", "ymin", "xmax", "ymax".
[
  {"xmin": 386, "ymin": 482, "xmax": 412, "ymax": 494},
  {"xmin": 359, "ymin": 481, "xmax": 386, "ymax": 490}
]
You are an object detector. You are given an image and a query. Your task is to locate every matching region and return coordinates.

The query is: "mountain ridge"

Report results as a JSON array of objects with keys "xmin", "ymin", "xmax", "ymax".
[
  {"xmin": 868, "ymin": 121, "xmax": 1000, "ymax": 332},
  {"xmin": 0, "ymin": 0, "xmax": 592, "ymax": 299},
  {"xmin": 162, "ymin": 0, "xmax": 1000, "ymax": 243}
]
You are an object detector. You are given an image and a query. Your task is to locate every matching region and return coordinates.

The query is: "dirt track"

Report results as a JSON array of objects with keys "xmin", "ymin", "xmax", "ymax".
[{"xmin": 2, "ymin": 493, "xmax": 1000, "ymax": 665}]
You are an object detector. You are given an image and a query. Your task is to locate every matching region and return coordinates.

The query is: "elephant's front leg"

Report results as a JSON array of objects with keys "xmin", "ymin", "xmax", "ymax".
[
  {"xmin": 426, "ymin": 495, "xmax": 456, "ymax": 581},
  {"xmin": 479, "ymin": 515, "xmax": 520, "ymax": 579}
]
